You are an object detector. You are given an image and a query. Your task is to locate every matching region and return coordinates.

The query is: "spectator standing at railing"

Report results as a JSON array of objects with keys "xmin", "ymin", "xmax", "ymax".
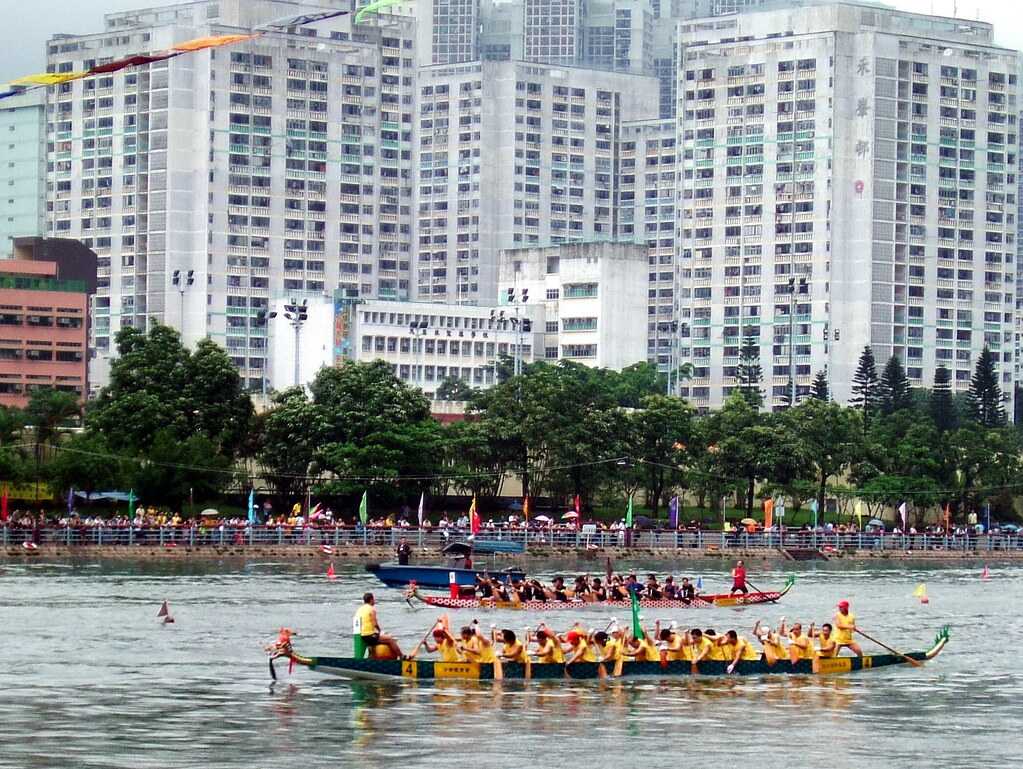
[{"xmin": 396, "ymin": 537, "xmax": 412, "ymax": 565}]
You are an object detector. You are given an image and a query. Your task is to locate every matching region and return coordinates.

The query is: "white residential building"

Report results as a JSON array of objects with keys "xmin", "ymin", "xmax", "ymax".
[
  {"xmin": 0, "ymin": 90, "xmax": 47, "ymax": 255},
  {"xmin": 44, "ymin": 0, "xmax": 418, "ymax": 392},
  {"xmin": 497, "ymin": 241, "xmax": 649, "ymax": 370},
  {"xmin": 414, "ymin": 59, "xmax": 660, "ymax": 305},
  {"xmin": 673, "ymin": 1, "xmax": 1019, "ymax": 412}
]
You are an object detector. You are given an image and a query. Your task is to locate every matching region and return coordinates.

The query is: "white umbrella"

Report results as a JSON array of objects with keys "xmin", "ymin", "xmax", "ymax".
[
  {"xmin": 562, "ymin": 511, "xmax": 579, "ymax": 520},
  {"xmin": 534, "ymin": 515, "xmax": 553, "ymax": 523},
  {"xmin": 200, "ymin": 508, "xmax": 219, "ymax": 516}
]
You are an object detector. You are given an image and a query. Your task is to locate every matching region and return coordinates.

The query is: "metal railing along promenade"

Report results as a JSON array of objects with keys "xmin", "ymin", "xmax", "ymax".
[{"xmin": 2, "ymin": 525, "xmax": 1021, "ymax": 553}]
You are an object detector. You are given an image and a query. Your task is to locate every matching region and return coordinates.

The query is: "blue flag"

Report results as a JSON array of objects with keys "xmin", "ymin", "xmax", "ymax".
[
  {"xmin": 248, "ymin": 488, "xmax": 256, "ymax": 525},
  {"xmin": 668, "ymin": 496, "xmax": 679, "ymax": 529},
  {"xmin": 67, "ymin": 488, "xmax": 74, "ymax": 514},
  {"xmin": 696, "ymin": 576, "xmax": 703, "ymax": 591}
]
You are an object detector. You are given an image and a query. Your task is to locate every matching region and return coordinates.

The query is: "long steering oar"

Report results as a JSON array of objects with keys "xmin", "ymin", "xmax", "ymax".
[{"xmin": 855, "ymin": 628, "xmax": 921, "ymax": 667}]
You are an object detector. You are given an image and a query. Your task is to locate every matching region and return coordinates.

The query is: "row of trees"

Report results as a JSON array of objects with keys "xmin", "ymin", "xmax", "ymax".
[{"xmin": 1, "ymin": 324, "xmax": 1019, "ymax": 526}]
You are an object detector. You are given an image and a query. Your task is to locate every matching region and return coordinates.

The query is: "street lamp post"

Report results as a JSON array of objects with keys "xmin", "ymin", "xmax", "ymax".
[
  {"xmin": 283, "ymin": 299, "xmax": 308, "ymax": 387},
  {"xmin": 171, "ymin": 269, "xmax": 195, "ymax": 337},
  {"xmin": 787, "ymin": 277, "xmax": 808, "ymax": 407}
]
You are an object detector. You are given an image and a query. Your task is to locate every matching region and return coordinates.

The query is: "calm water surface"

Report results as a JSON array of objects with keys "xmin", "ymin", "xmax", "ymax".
[{"xmin": 0, "ymin": 558, "xmax": 1018, "ymax": 769}]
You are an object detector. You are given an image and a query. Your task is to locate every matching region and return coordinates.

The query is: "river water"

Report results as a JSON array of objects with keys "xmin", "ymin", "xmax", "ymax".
[{"xmin": 0, "ymin": 558, "xmax": 1018, "ymax": 769}]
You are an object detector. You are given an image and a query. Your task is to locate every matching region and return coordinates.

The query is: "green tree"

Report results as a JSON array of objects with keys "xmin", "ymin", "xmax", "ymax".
[
  {"xmin": 930, "ymin": 364, "xmax": 958, "ymax": 433},
  {"xmin": 811, "ymin": 370, "xmax": 829, "ymax": 402},
  {"xmin": 255, "ymin": 387, "xmax": 329, "ymax": 502},
  {"xmin": 611, "ymin": 362, "xmax": 667, "ymax": 407},
  {"xmin": 849, "ymin": 346, "xmax": 879, "ymax": 427},
  {"xmin": 878, "ymin": 355, "xmax": 912, "ymax": 415},
  {"xmin": 89, "ymin": 325, "xmax": 253, "ymax": 457},
  {"xmin": 784, "ymin": 400, "xmax": 862, "ymax": 516},
  {"xmin": 130, "ymin": 428, "xmax": 232, "ymax": 508},
  {"xmin": 629, "ymin": 394, "xmax": 696, "ymax": 515},
  {"xmin": 703, "ymin": 393, "xmax": 775, "ymax": 518},
  {"xmin": 736, "ymin": 336, "xmax": 763, "ymax": 409},
  {"xmin": 47, "ymin": 432, "xmax": 125, "ymax": 500},
  {"xmin": 967, "ymin": 346, "xmax": 1005, "ymax": 427},
  {"xmin": 444, "ymin": 419, "xmax": 507, "ymax": 500},
  {"xmin": 25, "ymin": 387, "xmax": 81, "ymax": 478},
  {"xmin": 435, "ymin": 375, "xmax": 474, "ymax": 402}
]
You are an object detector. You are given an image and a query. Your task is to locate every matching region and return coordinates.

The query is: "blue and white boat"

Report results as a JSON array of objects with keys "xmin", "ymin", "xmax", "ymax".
[{"xmin": 365, "ymin": 563, "xmax": 526, "ymax": 589}]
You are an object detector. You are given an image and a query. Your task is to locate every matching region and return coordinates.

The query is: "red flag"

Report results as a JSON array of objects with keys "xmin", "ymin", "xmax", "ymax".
[
  {"xmin": 1, "ymin": 484, "xmax": 7, "ymax": 522},
  {"xmin": 523, "ymin": 496, "xmax": 530, "ymax": 523},
  {"xmin": 574, "ymin": 494, "xmax": 581, "ymax": 530},
  {"xmin": 326, "ymin": 562, "xmax": 336, "ymax": 581},
  {"xmin": 470, "ymin": 495, "xmax": 480, "ymax": 535},
  {"xmin": 943, "ymin": 504, "xmax": 951, "ymax": 535}
]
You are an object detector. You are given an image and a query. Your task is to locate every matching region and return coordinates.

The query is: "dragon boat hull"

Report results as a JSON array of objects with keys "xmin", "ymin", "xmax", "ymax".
[
  {"xmin": 413, "ymin": 578, "xmax": 794, "ymax": 611},
  {"xmin": 285, "ymin": 629, "xmax": 948, "ymax": 681}
]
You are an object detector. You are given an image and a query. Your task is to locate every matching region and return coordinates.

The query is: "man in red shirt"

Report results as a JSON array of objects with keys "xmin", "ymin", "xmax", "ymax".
[{"xmin": 730, "ymin": 560, "xmax": 748, "ymax": 594}]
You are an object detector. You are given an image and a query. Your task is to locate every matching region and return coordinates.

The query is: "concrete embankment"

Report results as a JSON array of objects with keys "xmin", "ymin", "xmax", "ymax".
[{"xmin": 2, "ymin": 544, "xmax": 1021, "ymax": 564}]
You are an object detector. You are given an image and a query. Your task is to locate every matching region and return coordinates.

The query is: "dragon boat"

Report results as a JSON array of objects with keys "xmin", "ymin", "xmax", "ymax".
[
  {"xmin": 281, "ymin": 626, "xmax": 949, "ymax": 682},
  {"xmin": 409, "ymin": 575, "xmax": 795, "ymax": 611}
]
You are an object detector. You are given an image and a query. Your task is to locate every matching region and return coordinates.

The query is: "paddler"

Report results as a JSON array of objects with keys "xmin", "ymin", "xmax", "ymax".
[
  {"xmin": 811, "ymin": 623, "xmax": 838, "ymax": 658},
  {"xmin": 458, "ymin": 621, "xmax": 497, "ymax": 664},
  {"xmin": 730, "ymin": 560, "xmax": 748, "ymax": 595},
  {"xmin": 494, "ymin": 629, "xmax": 529, "ymax": 663},
  {"xmin": 833, "ymin": 600, "xmax": 863, "ymax": 657},
  {"xmin": 564, "ymin": 627, "xmax": 598, "ymax": 665},
  {"xmin": 594, "ymin": 625, "xmax": 625, "ymax": 665},
  {"xmin": 779, "ymin": 619, "xmax": 815, "ymax": 665},
  {"xmin": 419, "ymin": 623, "xmax": 462, "ymax": 662},
  {"xmin": 656, "ymin": 620, "xmax": 685, "ymax": 662},
  {"xmin": 703, "ymin": 629, "xmax": 727, "ymax": 661},
  {"xmin": 684, "ymin": 628, "xmax": 713, "ymax": 667},
  {"xmin": 752, "ymin": 620, "xmax": 786, "ymax": 666},
  {"xmin": 722, "ymin": 629, "xmax": 761, "ymax": 673},
  {"xmin": 626, "ymin": 628, "xmax": 661, "ymax": 662},
  {"xmin": 532, "ymin": 625, "xmax": 565, "ymax": 663},
  {"xmin": 354, "ymin": 593, "xmax": 404, "ymax": 660}
]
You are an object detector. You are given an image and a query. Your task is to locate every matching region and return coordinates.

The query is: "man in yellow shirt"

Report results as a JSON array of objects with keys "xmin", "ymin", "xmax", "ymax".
[
  {"xmin": 656, "ymin": 621, "xmax": 685, "ymax": 662},
  {"xmin": 532, "ymin": 626, "xmax": 565, "ymax": 663},
  {"xmin": 459, "ymin": 623, "xmax": 497, "ymax": 663},
  {"xmin": 564, "ymin": 629, "xmax": 598, "ymax": 665},
  {"xmin": 724, "ymin": 629, "xmax": 761, "ymax": 673},
  {"xmin": 813, "ymin": 623, "xmax": 838, "ymax": 658},
  {"xmin": 703, "ymin": 629, "xmax": 727, "ymax": 661},
  {"xmin": 753, "ymin": 621, "xmax": 786, "ymax": 665},
  {"xmin": 833, "ymin": 600, "xmax": 863, "ymax": 657},
  {"xmin": 779, "ymin": 619, "xmax": 815, "ymax": 665},
  {"xmin": 353, "ymin": 593, "xmax": 403, "ymax": 659},
  {"xmin": 684, "ymin": 628, "xmax": 714, "ymax": 673},
  {"xmin": 494, "ymin": 629, "xmax": 528, "ymax": 663}
]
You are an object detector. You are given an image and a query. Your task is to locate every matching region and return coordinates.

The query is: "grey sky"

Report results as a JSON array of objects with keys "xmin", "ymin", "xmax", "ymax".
[{"xmin": 1, "ymin": 0, "xmax": 1021, "ymax": 84}]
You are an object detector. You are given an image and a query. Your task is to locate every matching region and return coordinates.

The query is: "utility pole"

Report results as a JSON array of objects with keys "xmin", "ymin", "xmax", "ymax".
[
  {"xmin": 171, "ymin": 269, "xmax": 195, "ymax": 339},
  {"xmin": 787, "ymin": 277, "xmax": 808, "ymax": 407}
]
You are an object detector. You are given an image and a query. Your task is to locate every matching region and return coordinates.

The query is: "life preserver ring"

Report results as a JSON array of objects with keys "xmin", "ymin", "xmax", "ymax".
[{"xmin": 21, "ymin": 542, "xmax": 38, "ymax": 551}]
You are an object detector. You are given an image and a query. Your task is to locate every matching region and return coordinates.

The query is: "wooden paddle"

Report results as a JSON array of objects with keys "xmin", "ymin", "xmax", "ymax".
[{"xmin": 855, "ymin": 628, "xmax": 922, "ymax": 667}]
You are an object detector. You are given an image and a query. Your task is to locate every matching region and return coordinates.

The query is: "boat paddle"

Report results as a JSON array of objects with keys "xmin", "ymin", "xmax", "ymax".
[{"xmin": 854, "ymin": 628, "xmax": 922, "ymax": 667}]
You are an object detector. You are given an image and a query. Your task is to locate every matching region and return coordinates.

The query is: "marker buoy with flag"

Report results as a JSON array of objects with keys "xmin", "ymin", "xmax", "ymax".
[
  {"xmin": 157, "ymin": 600, "xmax": 175, "ymax": 624},
  {"xmin": 981, "ymin": 565, "xmax": 990, "ymax": 581},
  {"xmin": 913, "ymin": 584, "xmax": 929, "ymax": 604},
  {"xmin": 326, "ymin": 562, "xmax": 336, "ymax": 581}
]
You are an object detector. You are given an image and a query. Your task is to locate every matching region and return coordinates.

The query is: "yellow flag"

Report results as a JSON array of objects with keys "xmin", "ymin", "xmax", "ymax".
[
  {"xmin": 173, "ymin": 33, "xmax": 256, "ymax": 52},
  {"xmin": 854, "ymin": 500, "xmax": 864, "ymax": 526},
  {"xmin": 11, "ymin": 72, "xmax": 87, "ymax": 86},
  {"xmin": 913, "ymin": 583, "xmax": 927, "ymax": 599}
]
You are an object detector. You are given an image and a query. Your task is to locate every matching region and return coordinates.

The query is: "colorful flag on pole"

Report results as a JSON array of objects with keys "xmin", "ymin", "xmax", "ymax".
[
  {"xmin": 625, "ymin": 493, "xmax": 633, "ymax": 528},
  {"xmin": 764, "ymin": 497, "xmax": 774, "ymax": 530},
  {"xmin": 470, "ymin": 495, "xmax": 480, "ymax": 535},
  {"xmin": 523, "ymin": 495, "xmax": 530, "ymax": 524},
  {"xmin": 172, "ymin": 33, "xmax": 256, "ymax": 52},
  {"xmin": 128, "ymin": 489, "xmax": 136, "ymax": 517},
  {"xmin": 358, "ymin": 491, "xmax": 368, "ymax": 526},
  {"xmin": 67, "ymin": 488, "xmax": 74, "ymax": 515},
  {"xmin": 1, "ymin": 484, "xmax": 8, "ymax": 522},
  {"xmin": 574, "ymin": 494, "xmax": 581, "ymax": 530},
  {"xmin": 417, "ymin": 492, "xmax": 425, "ymax": 527},
  {"xmin": 355, "ymin": 0, "xmax": 404, "ymax": 24},
  {"xmin": 630, "ymin": 589, "xmax": 642, "ymax": 638},
  {"xmin": 247, "ymin": 488, "xmax": 256, "ymax": 525},
  {"xmin": 810, "ymin": 498, "xmax": 819, "ymax": 529},
  {"xmin": 943, "ymin": 503, "xmax": 951, "ymax": 534},
  {"xmin": 854, "ymin": 500, "xmax": 863, "ymax": 528},
  {"xmin": 668, "ymin": 495, "xmax": 679, "ymax": 529},
  {"xmin": 898, "ymin": 501, "xmax": 907, "ymax": 531}
]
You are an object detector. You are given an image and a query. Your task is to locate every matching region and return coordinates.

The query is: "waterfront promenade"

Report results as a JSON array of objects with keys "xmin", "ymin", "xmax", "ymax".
[{"xmin": 3, "ymin": 524, "xmax": 1021, "ymax": 561}]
